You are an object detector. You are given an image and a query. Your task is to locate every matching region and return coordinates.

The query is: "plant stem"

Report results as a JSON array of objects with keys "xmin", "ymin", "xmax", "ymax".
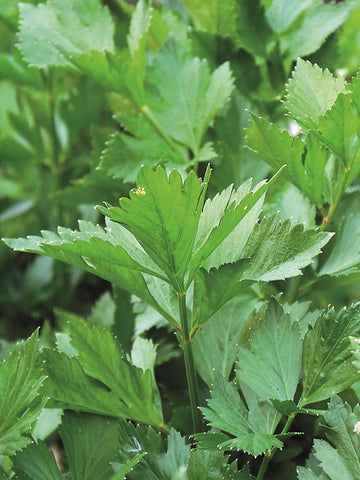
[
  {"xmin": 320, "ymin": 167, "xmax": 350, "ymax": 231},
  {"xmin": 256, "ymin": 413, "xmax": 296, "ymax": 480},
  {"xmin": 178, "ymin": 291, "xmax": 203, "ymax": 433}
]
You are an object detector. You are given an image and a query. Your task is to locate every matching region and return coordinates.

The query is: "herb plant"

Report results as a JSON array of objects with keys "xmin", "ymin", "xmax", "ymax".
[{"xmin": 2, "ymin": 0, "xmax": 360, "ymax": 479}]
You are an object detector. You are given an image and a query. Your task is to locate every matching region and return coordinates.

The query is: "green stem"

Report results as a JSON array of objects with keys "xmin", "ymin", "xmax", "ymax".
[
  {"xmin": 320, "ymin": 167, "xmax": 350, "ymax": 231},
  {"xmin": 256, "ymin": 414, "xmax": 296, "ymax": 480},
  {"xmin": 178, "ymin": 291, "xmax": 202, "ymax": 433}
]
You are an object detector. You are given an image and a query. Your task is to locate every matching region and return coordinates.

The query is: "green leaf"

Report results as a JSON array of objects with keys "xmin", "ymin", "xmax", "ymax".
[
  {"xmin": 317, "ymin": 93, "xmax": 359, "ymax": 166},
  {"xmin": 42, "ymin": 349, "xmax": 133, "ymax": 418},
  {"xmin": 187, "ymin": 450, "xmax": 235, "ymax": 480},
  {"xmin": 320, "ymin": 214, "xmax": 360, "ymax": 276},
  {"xmin": 285, "ymin": 59, "xmax": 346, "ymax": 129},
  {"xmin": 65, "ymin": 320, "xmax": 164, "ymax": 427},
  {"xmin": 192, "ymin": 260, "xmax": 251, "ymax": 329},
  {"xmin": 201, "ymin": 375, "xmax": 283, "ymax": 456},
  {"xmin": 98, "ymin": 110, "xmax": 186, "ymax": 183},
  {"xmin": 146, "ymin": 37, "xmax": 234, "ymax": 154},
  {"xmin": 60, "ymin": 412, "xmax": 119, "ymax": 480},
  {"xmin": 2, "ymin": 220, "xmax": 178, "ymax": 324},
  {"xmin": 31, "ymin": 409, "xmax": 63, "ymax": 442},
  {"xmin": 11, "ymin": 442, "xmax": 61, "ymax": 480},
  {"xmin": 246, "ymin": 115, "xmax": 328, "ymax": 205},
  {"xmin": 98, "ymin": 166, "xmax": 209, "ymax": 289},
  {"xmin": 193, "ymin": 294, "xmax": 259, "ymax": 386},
  {"xmin": 321, "ymin": 396, "xmax": 360, "ymax": 477},
  {"xmin": 0, "ymin": 331, "xmax": 46, "ymax": 455},
  {"xmin": 242, "ymin": 215, "xmax": 333, "ymax": 281},
  {"xmin": 313, "ymin": 439, "xmax": 353, "ymax": 480},
  {"xmin": 301, "ymin": 303, "xmax": 360, "ymax": 406},
  {"xmin": 18, "ymin": 0, "xmax": 115, "ymax": 68},
  {"xmin": 188, "ymin": 170, "xmax": 284, "ymax": 283},
  {"xmin": 297, "ymin": 466, "xmax": 327, "ymax": 480},
  {"xmin": 126, "ymin": 0, "xmax": 152, "ymax": 104},
  {"xmin": 237, "ymin": 298, "xmax": 302, "ymax": 402},
  {"xmin": 265, "ymin": 0, "xmax": 313, "ymax": 34},
  {"xmin": 280, "ymin": 1, "xmax": 358, "ymax": 61}
]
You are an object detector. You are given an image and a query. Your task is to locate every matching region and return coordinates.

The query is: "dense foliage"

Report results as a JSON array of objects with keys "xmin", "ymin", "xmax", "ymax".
[{"xmin": 2, "ymin": 0, "xmax": 360, "ymax": 478}]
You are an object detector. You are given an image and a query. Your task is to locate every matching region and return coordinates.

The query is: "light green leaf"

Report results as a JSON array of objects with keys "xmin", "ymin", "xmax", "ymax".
[
  {"xmin": 280, "ymin": 1, "xmax": 358, "ymax": 61},
  {"xmin": 237, "ymin": 298, "xmax": 302, "ymax": 402},
  {"xmin": 31, "ymin": 409, "xmax": 63, "ymax": 442},
  {"xmin": 60, "ymin": 412, "xmax": 119, "ymax": 480},
  {"xmin": 11, "ymin": 442, "xmax": 61, "ymax": 480},
  {"xmin": 301, "ymin": 303, "xmax": 360, "ymax": 406},
  {"xmin": 189, "ymin": 170, "xmax": 283, "ymax": 283},
  {"xmin": 246, "ymin": 114, "xmax": 328, "ymax": 205},
  {"xmin": 146, "ymin": 37, "xmax": 234, "ymax": 153},
  {"xmin": 201, "ymin": 375, "xmax": 283, "ymax": 456},
  {"xmin": 320, "ymin": 214, "xmax": 360, "ymax": 276},
  {"xmin": 98, "ymin": 166, "xmax": 209, "ymax": 289},
  {"xmin": 18, "ymin": 0, "xmax": 115, "ymax": 68},
  {"xmin": 66, "ymin": 320, "xmax": 164, "ymax": 427},
  {"xmin": 265, "ymin": 0, "xmax": 313, "ymax": 34},
  {"xmin": 285, "ymin": 59, "xmax": 346, "ymax": 129},
  {"xmin": 243, "ymin": 215, "xmax": 333, "ymax": 281},
  {"xmin": 297, "ymin": 466, "xmax": 326, "ymax": 480},
  {"xmin": 0, "ymin": 331, "xmax": 46, "ymax": 455},
  {"xmin": 321, "ymin": 396, "xmax": 360, "ymax": 477},
  {"xmin": 126, "ymin": 0, "xmax": 152, "ymax": 104},
  {"xmin": 318, "ymin": 93, "xmax": 359, "ymax": 166},
  {"xmin": 88, "ymin": 291, "xmax": 115, "ymax": 330},
  {"xmin": 193, "ymin": 294, "xmax": 259, "ymax": 386},
  {"xmin": 313, "ymin": 439, "xmax": 353, "ymax": 480}
]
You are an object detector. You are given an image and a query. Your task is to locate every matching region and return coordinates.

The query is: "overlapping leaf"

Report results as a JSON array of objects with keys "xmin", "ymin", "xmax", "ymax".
[
  {"xmin": 200, "ymin": 375, "xmax": 283, "ymax": 456},
  {"xmin": 285, "ymin": 59, "xmax": 345, "ymax": 129},
  {"xmin": 301, "ymin": 303, "xmax": 360, "ymax": 406},
  {"xmin": 237, "ymin": 298, "xmax": 302, "ymax": 402},
  {"xmin": 0, "ymin": 331, "xmax": 46, "ymax": 455}
]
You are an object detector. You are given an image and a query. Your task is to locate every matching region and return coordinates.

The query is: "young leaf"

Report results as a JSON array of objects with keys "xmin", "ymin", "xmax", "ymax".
[
  {"xmin": 265, "ymin": 0, "xmax": 313, "ymax": 34},
  {"xmin": 98, "ymin": 166, "xmax": 210, "ymax": 289},
  {"xmin": 301, "ymin": 303, "xmax": 360, "ymax": 406},
  {"xmin": 18, "ymin": 0, "xmax": 115, "ymax": 69},
  {"xmin": 60, "ymin": 412, "xmax": 119, "ymax": 480},
  {"xmin": 200, "ymin": 374, "xmax": 283, "ymax": 456},
  {"xmin": 237, "ymin": 298, "xmax": 302, "ymax": 402},
  {"xmin": 242, "ymin": 215, "xmax": 333, "ymax": 282},
  {"xmin": 320, "ymin": 214, "xmax": 360, "ymax": 277},
  {"xmin": 285, "ymin": 59, "xmax": 345, "ymax": 129},
  {"xmin": 12, "ymin": 442, "xmax": 62, "ymax": 480},
  {"xmin": 0, "ymin": 331, "xmax": 46, "ymax": 455}
]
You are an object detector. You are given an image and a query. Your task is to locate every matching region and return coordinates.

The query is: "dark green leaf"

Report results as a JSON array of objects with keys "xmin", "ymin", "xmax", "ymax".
[{"xmin": 12, "ymin": 442, "xmax": 61, "ymax": 480}]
